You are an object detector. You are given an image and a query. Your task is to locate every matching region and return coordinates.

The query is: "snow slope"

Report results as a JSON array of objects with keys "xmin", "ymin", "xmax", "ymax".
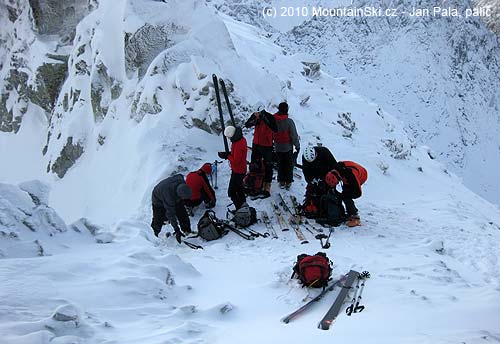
[{"xmin": 1, "ymin": 1, "xmax": 500, "ymax": 344}]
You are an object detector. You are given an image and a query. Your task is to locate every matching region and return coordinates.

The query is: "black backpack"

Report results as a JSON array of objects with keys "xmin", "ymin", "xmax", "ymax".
[
  {"xmin": 321, "ymin": 191, "xmax": 346, "ymax": 226},
  {"xmin": 197, "ymin": 210, "xmax": 227, "ymax": 241}
]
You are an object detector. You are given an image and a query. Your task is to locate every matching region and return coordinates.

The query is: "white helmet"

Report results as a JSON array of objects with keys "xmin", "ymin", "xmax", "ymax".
[
  {"xmin": 224, "ymin": 125, "xmax": 236, "ymax": 138},
  {"xmin": 303, "ymin": 146, "xmax": 316, "ymax": 162}
]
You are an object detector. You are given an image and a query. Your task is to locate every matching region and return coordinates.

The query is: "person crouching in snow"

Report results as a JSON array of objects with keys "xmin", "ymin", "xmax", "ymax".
[
  {"xmin": 151, "ymin": 174, "xmax": 193, "ymax": 242},
  {"xmin": 185, "ymin": 162, "xmax": 216, "ymax": 212},
  {"xmin": 218, "ymin": 126, "xmax": 248, "ymax": 210},
  {"xmin": 325, "ymin": 161, "xmax": 368, "ymax": 227}
]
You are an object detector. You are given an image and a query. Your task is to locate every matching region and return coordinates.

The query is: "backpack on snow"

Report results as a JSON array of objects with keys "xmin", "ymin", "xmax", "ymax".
[
  {"xmin": 197, "ymin": 210, "xmax": 227, "ymax": 241},
  {"xmin": 292, "ymin": 252, "xmax": 333, "ymax": 288},
  {"xmin": 302, "ymin": 180, "xmax": 327, "ymax": 218},
  {"xmin": 320, "ymin": 190, "xmax": 346, "ymax": 226},
  {"xmin": 243, "ymin": 160, "xmax": 265, "ymax": 196},
  {"xmin": 231, "ymin": 204, "xmax": 258, "ymax": 228}
]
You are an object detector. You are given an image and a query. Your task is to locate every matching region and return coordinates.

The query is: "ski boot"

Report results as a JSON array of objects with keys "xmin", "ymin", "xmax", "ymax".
[{"xmin": 346, "ymin": 215, "xmax": 361, "ymax": 227}]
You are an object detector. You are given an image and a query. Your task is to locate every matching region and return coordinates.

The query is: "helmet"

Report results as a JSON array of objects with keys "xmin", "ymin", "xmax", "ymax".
[
  {"xmin": 303, "ymin": 146, "xmax": 317, "ymax": 162},
  {"xmin": 224, "ymin": 126, "xmax": 236, "ymax": 138},
  {"xmin": 325, "ymin": 171, "xmax": 340, "ymax": 187}
]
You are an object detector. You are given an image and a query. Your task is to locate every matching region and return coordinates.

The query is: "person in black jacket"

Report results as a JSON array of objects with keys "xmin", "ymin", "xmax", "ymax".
[
  {"xmin": 151, "ymin": 174, "xmax": 192, "ymax": 242},
  {"xmin": 301, "ymin": 145, "xmax": 337, "ymax": 183},
  {"xmin": 244, "ymin": 110, "xmax": 278, "ymax": 198}
]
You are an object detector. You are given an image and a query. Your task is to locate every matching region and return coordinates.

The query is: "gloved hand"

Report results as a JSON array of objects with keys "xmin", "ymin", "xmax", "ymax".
[
  {"xmin": 218, "ymin": 151, "xmax": 229, "ymax": 159},
  {"xmin": 175, "ymin": 231, "xmax": 185, "ymax": 244},
  {"xmin": 206, "ymin": 200, "xmax": 216, "ymax": 209}
]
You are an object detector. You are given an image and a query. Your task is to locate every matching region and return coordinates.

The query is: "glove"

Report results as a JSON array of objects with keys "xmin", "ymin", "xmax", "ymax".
[
  {"xmin": 218, "ymin": 151, "xmax": 229, "ymax": 159},
  {"xmin": 175, "ymin": 231, "xmax": 185, "ymax": 244},
  {"xmin": 206, "ymin": 200, "xmax": 216, "ymax": 209}
]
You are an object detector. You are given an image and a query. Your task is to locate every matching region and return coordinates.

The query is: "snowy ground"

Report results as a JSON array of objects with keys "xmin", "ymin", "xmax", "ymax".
[{"xmin": 1, "ymin": 1, "xmax": 500, "ymax": 343}]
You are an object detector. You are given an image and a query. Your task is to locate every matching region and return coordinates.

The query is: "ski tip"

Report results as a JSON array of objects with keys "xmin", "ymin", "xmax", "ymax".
[{"xmin": 301, "ymin": 240, "xmax": 309, "ymax": 244}]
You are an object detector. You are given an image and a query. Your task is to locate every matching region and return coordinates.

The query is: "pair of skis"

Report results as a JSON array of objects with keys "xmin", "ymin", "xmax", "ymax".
[
  {"xmin": 278, "ymin": 193, "xmax": 308, "ymax": 244},
  {"xmin": 282, "ymin": 270, "xmax": 370, "ymax": 330},
  {"xmin": 261, "ymin": 211, "xmax": 278, "ymax": 239},
  {"xmin": 213, "ymin": 74, "xmax": 235, "ymax": 154}
]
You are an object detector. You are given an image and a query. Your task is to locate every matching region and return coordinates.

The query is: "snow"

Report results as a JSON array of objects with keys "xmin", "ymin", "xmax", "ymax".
[{"xmin": 1, "ymin": 1, "xmax": 500, "ymax": 343}]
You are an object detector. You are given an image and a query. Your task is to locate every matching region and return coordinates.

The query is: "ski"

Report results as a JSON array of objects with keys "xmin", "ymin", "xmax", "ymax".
[
  {"xmin": 271, "ymin": 201, "xmax": 289, "ymax": 231},
  {"xmin": 219, "ymin": 78, "xmax": 236, "ymax": 126},
  {"xmin": 212, "ymin": 74, "xmax": 229, "ymax": 153},
  {"xmin": 261, "ymin": 211, "xmax": 278, "ymax": 238},
  {"xmin": 282, "ymin": 274, "xmax": 347, "ymax": 324},
  {"xmin": 318, "ymin": 269, "xmax": 359, "ymax": 330},
  {"xmin": 279, "ymin": 194, "xmax": 308, "ymax": 244}
]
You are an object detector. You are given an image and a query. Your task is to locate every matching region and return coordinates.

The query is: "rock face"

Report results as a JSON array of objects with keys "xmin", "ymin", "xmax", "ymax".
[
  {"xmin": 475, "ymin": 0, "xmax": 500, "ymax": 34},
  {"xmin": 28, "ymin": 0, "xmax": 95, "ymax": 40},
  {"xmin": 50, "ymin": 137, "xmax": 84, "ymax": 178}
]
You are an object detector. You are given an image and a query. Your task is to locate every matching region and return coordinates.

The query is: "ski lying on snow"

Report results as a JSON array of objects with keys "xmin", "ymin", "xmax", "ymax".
[
  {"xmin": 271, "ymin": 201, "xmax": 289, "ymax": 231},
  {"xmin": 278, "ymin": 193, "xmax": 308, "ymax": 244},
  {"xmin": 318, "ymin": 269, "xmax": 359, "ymax": 330},
  {"xmin": 282, "ymin": 274, "xmax": 347, "ymax": 324},
  {"xmin": 261, "ymin": 211, "xmax": 278, "ymax": 238}
]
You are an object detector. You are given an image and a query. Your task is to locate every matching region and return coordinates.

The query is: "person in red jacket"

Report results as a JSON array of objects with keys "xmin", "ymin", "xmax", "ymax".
[
  {"xmin": 185, "ymin": 162, "xmax": 216, "ymax": 210},
  {"xmin": 244, "ymin": 109, "xmax": 277, "ymax": 198},
  {"xmin": 218, "ymin": 126, "xmax": 248, "ymax": 209},
  {"xmin": 273, "ymin": 102, "xmax": 300, "ymax": 190},
  {"xmin": 325, "ymin": 161, "xmax": 368, "ymax": 227}
]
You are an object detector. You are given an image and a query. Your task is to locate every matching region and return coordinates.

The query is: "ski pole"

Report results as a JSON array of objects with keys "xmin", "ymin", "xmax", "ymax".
[
  {"xmin": 346, "ymin": 277, "xmax": 361, "ymax": 316},
  {"xmin": 353, "ymin": 271, "xmax": 371, "ymax": 313}
]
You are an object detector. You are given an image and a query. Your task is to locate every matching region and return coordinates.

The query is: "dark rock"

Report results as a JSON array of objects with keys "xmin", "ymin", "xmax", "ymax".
[{"xmin": 51, "ymin": 137, "xmax": 84, "ymax": 178}]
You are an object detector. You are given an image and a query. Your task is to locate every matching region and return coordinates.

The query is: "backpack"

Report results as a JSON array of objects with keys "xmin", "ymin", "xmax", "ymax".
[
  {"xmin": 321, "ymin": 191, "xmax": 346, "ymax": 226},
  {"xmin": 302, "ymin": 180, "xmax": 327, "ymax": 218},
  {"xmin": 243, "ymin": 160, "xmax": 265, "ymax": 196},
  {"xmin": 232, "ymin": 204, "xmax": 258, "ymax": 228},
  {"xmin": 292, "ymin": 252, "xmax": 332, "ymax": 288},
  {"xmin": 197, "ymin": 210, "xmax": 227, "ymax": 241}
]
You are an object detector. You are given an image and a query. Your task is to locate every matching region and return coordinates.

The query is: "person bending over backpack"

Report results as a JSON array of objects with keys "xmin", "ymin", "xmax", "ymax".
[
  {"xmin": 325, "ymin": 161, "xmax": 368, "ymax": 227},
  {"xmin": 301, "ymin": 145, "xmax": 337, "ymax": 184},
  {"xmin": 245, "ymin": 109, "xmax": 277, "ymax": 198},
  {"xmin": 185, "ymin": 162, "xmax": 216, "ymax": 209},
  {"xmin": 218, "ymin": 126, "xmax": 248, "ymax": 209},
  {"xmin": 151, "ymin": 174, "xmax": 193, "ymax": 242}
]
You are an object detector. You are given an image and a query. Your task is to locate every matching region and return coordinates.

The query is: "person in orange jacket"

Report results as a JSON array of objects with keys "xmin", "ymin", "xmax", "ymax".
[
  {"xmin": 185, "ymin": 162, "xmax": 216, "ymax": 209},
  {"xmin": 218, "ymin": 126, "xmax": 248, "ymax": 209},
  {"xmin": 325, "ymin": 161, "xmax": 368, "ymax": 227}
]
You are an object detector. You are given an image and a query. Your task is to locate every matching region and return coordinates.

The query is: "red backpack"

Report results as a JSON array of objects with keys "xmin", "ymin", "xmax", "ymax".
[
  {"xmin": 292, "ymin": 252, "xmax": 332, "ymax": 288},
  {"xmin": 243, "ymin": 160, "xmax": 265, "ymax": 196}
]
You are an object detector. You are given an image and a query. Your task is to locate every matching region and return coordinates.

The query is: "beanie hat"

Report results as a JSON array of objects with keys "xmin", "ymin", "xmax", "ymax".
[
  {"xmin": 201, "ymin": 163, "xmax": 212, "ymax": 175},
  {"xmin": 224, "ymin": 125, "xmax": 236, "ymax": 138},
  {"xmin": 176, "ymin": 184, "xmax": 192, "ymax": 200},
  {"xmin": 278, "ymin": 102, "xmax": 289, "ymax": 113}
]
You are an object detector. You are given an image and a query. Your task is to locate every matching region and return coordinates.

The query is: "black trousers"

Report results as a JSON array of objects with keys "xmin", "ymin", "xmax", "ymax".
[
  {"xmin": 340, "ymin": 193, "xmax": 358, "ymax": 216},
  {"xmin": 276, "ymin": 151, "xmax": 294, "ymax": 184},
  {"xmin": 250, "ymin": 144, "xmax": 273, "ymax": 183},
  {"xmin": 228, "ymin": 172, "xmax": 246, "ymax": 209},
  {"xmin": 151, "ymin": 202, "xmax": 190, "ymax": 236}
]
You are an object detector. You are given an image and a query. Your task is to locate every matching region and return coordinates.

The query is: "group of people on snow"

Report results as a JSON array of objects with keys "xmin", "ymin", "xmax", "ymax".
[{"xmin": 150, "ymin": 102, "xmax": 367, "ymax": 242}]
